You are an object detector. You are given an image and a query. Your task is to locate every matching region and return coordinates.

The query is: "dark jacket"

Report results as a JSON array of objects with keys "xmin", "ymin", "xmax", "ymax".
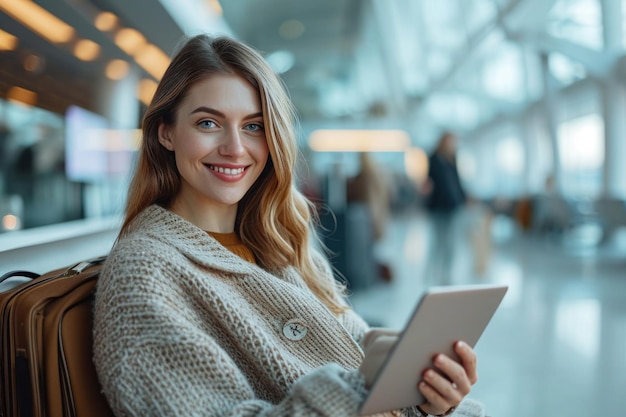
[{"xmin": 426, "ymin": 153, "xmax": 466, "ymax": 212}]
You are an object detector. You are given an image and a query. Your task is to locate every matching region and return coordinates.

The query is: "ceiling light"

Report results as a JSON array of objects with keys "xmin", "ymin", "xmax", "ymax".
[
  {"xmin": 94, "ymin": 11, "xmax": 118, "ymax": 32},
  {"xmin": 23, "ymin": 54, "xmax": 45, "ymax": 73},
  {"xmin": 105, "ymin": 59, "xmax": 130, "ymax": 80},
  {"xmin": 74, "ymin": 39, "xmax": 101, "ymax": 61},
  {"xmin": 0, "ymin": 29, "xmax": 17, "ymax": 51},
  {"xmin": 137, "ymin": 78, "xmax": 158, "ymax": 105},
  {"xmin": 134, "ymin": 44, "xmax": 170, "ymax": 80},
  {"xmin": 114, "ymin": 28, "xmax": 146, "ymax": 56},
  {"xmin": 0, "ymin": 0, "xmax": 74, "ymax": 43},
  {"xmin": 7, "ymin": 86, "xmax": 37, "ymax": 106},
  {"xmin": 308, "ymin": 130, "xmax": 410, "ymax": 152}
]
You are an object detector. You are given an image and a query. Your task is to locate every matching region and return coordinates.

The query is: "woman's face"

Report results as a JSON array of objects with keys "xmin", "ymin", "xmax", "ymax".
[{"xmin": 158, "ymin": 74, "xmax": 269, "ymax": 224}]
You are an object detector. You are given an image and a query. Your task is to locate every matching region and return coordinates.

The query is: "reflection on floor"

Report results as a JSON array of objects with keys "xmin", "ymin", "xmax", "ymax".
[{"xmin": 347, "ymin": 208, "xmax": 626, "ymax": 417}]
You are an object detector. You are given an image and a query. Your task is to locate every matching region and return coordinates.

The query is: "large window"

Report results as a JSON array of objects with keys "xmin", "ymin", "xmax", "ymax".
[
  {"xmin": 0, "ymin": 99, "xmax": 134, "ymax": 232},
  {"xmin": 557, "ymin": 113, "xmax": 605, "ymax": 198},
  {"xmin": 0, "ymin": 99, "xmax": 80, "ymax": 231},
  {"xmin": 548, "ymin": 0, "xmax": 603, "ymax": 50}
]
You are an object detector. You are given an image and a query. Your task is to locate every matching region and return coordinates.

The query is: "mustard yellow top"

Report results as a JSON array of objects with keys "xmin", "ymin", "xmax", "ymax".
[{"xmin": 207, "ymin": 231, "xmax": 256, "ymax": 264}]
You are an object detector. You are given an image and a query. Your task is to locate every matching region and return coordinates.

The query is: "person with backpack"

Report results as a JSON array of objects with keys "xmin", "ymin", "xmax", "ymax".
[{"xmin": 92, "ymin": 34, "xmax": 483, "ymax": 417}]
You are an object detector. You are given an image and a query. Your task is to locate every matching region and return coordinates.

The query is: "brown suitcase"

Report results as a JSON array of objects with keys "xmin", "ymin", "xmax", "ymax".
[{"xmin": 0, "ymin": 256, "xmax": 114, "ymax": 417}]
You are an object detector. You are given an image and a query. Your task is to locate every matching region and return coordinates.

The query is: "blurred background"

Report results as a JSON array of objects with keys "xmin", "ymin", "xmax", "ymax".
[{"xmin": 1, "ymin": 0, "xmax": 625, "ymax": 416}]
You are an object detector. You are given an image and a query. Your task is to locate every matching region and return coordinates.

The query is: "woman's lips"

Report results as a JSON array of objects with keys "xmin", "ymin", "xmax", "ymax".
[{"xmin": 206, "ymin": 164, "xmax": 246, "ymax": 175}]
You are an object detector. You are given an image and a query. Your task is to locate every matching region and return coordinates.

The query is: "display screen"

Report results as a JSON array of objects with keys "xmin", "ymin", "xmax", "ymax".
[
  {"xmin": 65, "ymin": 105, "xmax": 136, "ymax": 182},
  {"xmin": 65, "ymin": 105, "xmax": 109, "ymax": 182}
]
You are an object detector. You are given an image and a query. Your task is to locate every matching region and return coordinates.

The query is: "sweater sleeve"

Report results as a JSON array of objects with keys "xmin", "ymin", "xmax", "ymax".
[
  {"xmin": 115, "ymin": 343, "xmax": 369, "ymax": 417},
  {"xmin": 93, "ymin": 250, "xmax": 369, "ymax": 417}
]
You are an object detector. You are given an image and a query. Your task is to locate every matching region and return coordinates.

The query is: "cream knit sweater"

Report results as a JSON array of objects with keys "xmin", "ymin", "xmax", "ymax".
[{"xmin": 93, "ymin": 205, "xmax": 484, "ymax": 417}]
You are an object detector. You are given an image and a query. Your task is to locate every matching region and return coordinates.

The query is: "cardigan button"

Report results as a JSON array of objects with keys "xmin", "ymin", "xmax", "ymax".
[{"xmin": 282, "ymin": 319, "xmax": 307, "ymax": 341}]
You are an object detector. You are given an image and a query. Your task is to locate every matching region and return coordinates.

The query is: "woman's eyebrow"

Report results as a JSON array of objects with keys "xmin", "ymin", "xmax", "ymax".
[
  {"xmin": 189, "ymin": 107, "xmax": 263, "ymax": 120},
  {"xmin": 244, "ymin": 112, "xmax": 263, "ymax": 120},
  {"xmin": 189, "ymin": 106, "xmax": 224, "ymax": 117}
]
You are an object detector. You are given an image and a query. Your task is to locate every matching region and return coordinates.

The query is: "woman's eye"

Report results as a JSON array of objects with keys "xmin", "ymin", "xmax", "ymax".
[
  {"xmin": 244, "ymin": 123, "xmax": 263, "ymax": 132},
  {"xmin": 198, "ymin": 120, "xmax": 216, "ymax": 129}
]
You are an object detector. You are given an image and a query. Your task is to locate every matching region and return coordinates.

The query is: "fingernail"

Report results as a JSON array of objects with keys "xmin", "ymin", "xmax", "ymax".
[{"xmin": 457, "ymin": 341, "xmax": 465, "ymax": 348}]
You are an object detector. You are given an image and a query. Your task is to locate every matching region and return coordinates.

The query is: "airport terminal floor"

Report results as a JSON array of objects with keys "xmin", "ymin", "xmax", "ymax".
[{"xmin": 347, "ymin": 207, "xmax": 626, "ymax": 417}]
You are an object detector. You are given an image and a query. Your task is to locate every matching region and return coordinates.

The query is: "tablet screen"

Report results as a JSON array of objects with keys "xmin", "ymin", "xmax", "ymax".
[{"xmin": 359, "ymin": 284, "xmax": 508, "ymax": 416}]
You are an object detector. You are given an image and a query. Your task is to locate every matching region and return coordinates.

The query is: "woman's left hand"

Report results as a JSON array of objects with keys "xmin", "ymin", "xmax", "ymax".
[{"xmin": 417, "ymin": 340, "xmax": 478, "ymax": 416}]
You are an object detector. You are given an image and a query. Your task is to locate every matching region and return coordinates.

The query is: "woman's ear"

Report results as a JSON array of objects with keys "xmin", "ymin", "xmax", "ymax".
[{"xmin": 158, "ymin": 123, "xmax": 175, "ymax": 151}]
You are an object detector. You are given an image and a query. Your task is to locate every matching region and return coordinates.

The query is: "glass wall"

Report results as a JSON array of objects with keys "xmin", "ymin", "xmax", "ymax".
[
  {"xmin": 0, "ymin": 99, "xmax": 81, "ymax": 230},
  {"xmin": 0, "ymin": 98, "xmax": 133, "ymax": 232},
  {"xmin": 2, "ymin": 0, "xmax": 626, "ymax": 235}
]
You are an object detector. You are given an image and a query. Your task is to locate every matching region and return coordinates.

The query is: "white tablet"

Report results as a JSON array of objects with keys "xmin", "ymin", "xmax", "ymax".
[{"xmin": 358, "ymin": 284, "xmax": 508, "ymax": 416}]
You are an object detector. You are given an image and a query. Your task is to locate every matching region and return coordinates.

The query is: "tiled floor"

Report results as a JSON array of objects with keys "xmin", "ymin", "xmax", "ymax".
[{"xmin": 347, "ymin": 208, "xmax": 626, "ymax": 416}]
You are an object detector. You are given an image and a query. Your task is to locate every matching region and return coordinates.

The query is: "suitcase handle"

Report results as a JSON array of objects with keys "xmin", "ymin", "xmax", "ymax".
[
  {"xmin": 0, "ymin": 256, "xmax": 106, "ymax": 284},
  {"xmin": 0, "ymin": 270, "xmax": 40, "ymax": 284}
]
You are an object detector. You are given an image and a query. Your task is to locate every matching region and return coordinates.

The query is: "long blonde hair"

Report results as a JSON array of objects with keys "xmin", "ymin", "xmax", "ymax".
[{"xmin": 121, "ymin": 35, "xmax": 347, "ymax": 314}]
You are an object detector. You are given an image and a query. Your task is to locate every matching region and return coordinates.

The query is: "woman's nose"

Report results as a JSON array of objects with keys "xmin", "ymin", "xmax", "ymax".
[{"xmin": 219, "ymin": 128, "xmax": 245, "ymax": 157}]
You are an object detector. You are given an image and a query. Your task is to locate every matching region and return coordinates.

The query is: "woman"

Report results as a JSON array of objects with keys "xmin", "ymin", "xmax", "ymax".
[{"xmin": 93, "ymin": 34, "xmax": 483, "ymax": 417}]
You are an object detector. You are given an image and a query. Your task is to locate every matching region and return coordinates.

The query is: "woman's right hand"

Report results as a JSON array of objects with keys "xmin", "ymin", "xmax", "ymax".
[{"xmin": 416, "ymin": 341, "xmax": 478, "ymax": 416}]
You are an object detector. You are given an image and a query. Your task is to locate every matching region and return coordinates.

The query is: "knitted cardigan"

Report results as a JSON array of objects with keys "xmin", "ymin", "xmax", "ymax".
[{"xmin": 93, "ymin": 205, "xmax": 484, "ymax": 417}]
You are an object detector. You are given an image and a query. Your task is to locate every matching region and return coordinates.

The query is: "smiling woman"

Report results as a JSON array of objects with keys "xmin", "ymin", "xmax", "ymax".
[
  {"xmin": 156, "ymin": 74, "xmax": 269, "ymax": 231},
  {"xmin": 92, "ymin": 34, "xmax": 485, "ymax": 417}
]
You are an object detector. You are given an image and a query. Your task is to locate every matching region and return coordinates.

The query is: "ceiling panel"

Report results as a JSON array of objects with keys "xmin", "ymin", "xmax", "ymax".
[{"xmin": 2, "ymin": 0, "xmax": 618, "ymax": 143}]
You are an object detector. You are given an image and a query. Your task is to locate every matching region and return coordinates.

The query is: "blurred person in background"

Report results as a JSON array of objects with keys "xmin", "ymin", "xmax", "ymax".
[
  {"xmin": 346, "ymin": 152, "xmax": 394, "ymax": 283},
  {"xmin": 533, "ymin": 173, "xmax": 569, "ymax": 236},
  {"xmin": 93, "ymin": 35, "xmax": 484, "ymax": 417},
  {"xmin": 424, "ymin": 131, "xmax": 468, "ymax": 283}
]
